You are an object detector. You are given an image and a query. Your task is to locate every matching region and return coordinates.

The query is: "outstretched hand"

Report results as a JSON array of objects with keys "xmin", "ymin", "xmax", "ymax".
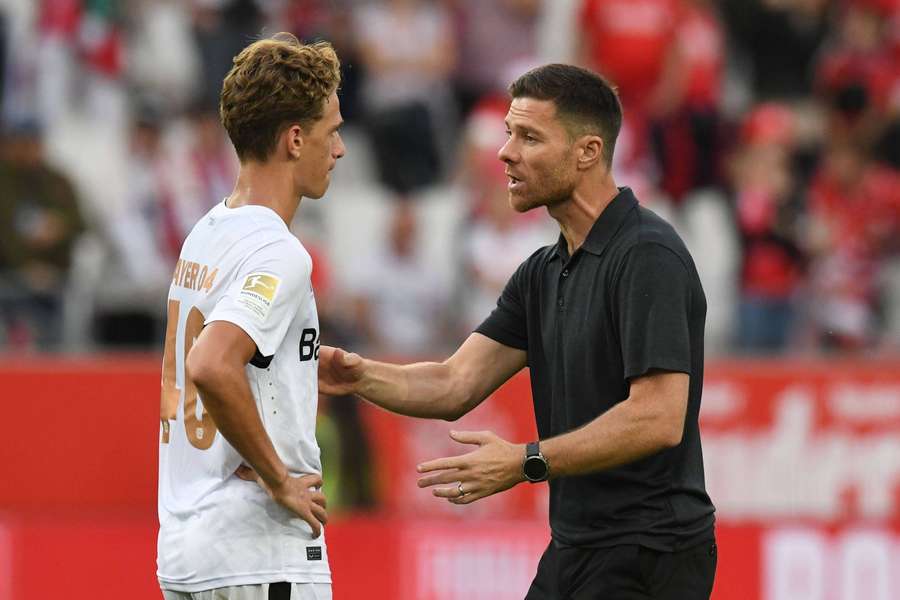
[
  {"xmin": 318, "ymin": 345, "xmax": 364, "ymax": 396},
  {"xmin": 416, "ymin": 430, "xmax": 526, "ymax": 505},
  {"xmin": 236, "ymin": 465, "xmax": 328, "ymax": 537}
]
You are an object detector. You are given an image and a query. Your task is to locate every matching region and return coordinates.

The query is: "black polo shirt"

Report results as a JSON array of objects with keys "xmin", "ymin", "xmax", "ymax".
[{"xmin": 476, "ymin": 187, "xmax": 715, "ymax": 551}]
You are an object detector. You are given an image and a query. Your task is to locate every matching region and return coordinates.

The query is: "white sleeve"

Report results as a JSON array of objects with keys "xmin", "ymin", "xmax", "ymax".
[{"xmin": 206, "ymin": 239, "xmax": 311, "ymax": 357}]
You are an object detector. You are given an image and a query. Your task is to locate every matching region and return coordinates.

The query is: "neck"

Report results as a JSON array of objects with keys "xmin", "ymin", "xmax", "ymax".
[
  {"xmin": 226, "ymin": 160, "xmax": 300, "ymax": 226},
  {"xmin": 548, "ymin": 173, "xmax": 619, "ymax": 256}
]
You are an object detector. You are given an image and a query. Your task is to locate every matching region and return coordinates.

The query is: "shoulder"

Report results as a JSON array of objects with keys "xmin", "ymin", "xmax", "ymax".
[{"xmin": 614, "ymin": 205, "xmax": 694, "ymax": 271}]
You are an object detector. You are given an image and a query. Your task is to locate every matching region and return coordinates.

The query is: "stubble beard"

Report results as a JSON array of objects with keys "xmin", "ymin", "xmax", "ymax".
[{"xmin": 510, "ymin": 163, "xmax": 576, "ymax": 213}]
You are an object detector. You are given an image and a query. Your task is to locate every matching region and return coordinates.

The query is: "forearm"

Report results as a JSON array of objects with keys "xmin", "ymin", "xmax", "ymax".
[
  {"xmin": 356, "ymin": 358, "xmax": 468, "ymax": 420},
  {"xmin": 193, "ymin": 367, "xmax": 288, "ymax": 488},
  {"xmin": 542, "ymin": 398, "xmax": 677, "ymax": 479}
]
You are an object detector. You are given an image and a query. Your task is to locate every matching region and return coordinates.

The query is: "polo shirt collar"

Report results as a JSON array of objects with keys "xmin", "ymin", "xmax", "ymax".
[{"xmin": 554, "ymin": 187, "xmax": 638, "ymax": 260}]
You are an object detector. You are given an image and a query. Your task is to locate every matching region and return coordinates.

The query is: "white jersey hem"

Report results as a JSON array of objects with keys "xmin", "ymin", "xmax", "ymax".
[{"xmin": 158, "ymin": 571, "xmax": 332, "ymax": 593}]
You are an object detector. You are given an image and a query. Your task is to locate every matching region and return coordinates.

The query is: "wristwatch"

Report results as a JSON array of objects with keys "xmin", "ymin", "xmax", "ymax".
[{"xmin": 522, "ymin": 441, "xmax": 550, "ymax": 483}]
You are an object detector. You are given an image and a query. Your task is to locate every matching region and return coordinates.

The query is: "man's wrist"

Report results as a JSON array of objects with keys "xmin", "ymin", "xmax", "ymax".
[
  {"xmin": 261, "ymin": 465, "xmax": 290, "ymax": 494},
  {"xmin": 522, "ymin": 440, "xmax": 550, "ymax": 482},
  {"xmin": 514, "ymin": 443, "xmax": 528, "ymax": 483}
]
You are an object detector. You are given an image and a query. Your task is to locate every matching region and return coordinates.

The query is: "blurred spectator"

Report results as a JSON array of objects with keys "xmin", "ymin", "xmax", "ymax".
[
  {"xmin": 817, "ymin": 0, "xmax": 900, "ymax": 150},
  {"xmin": 728, "ymin": 104, "xmax": 807, "ymax": 352},
  {"xmin": 576, "ymin": 0, "xmax": 680, "ymax": 117},
  {"xmin": 347, "ymin": 201, "xmax": 449, "ymax": 356},
  {"xmin": 0, "ymin": 10, "xmax": 7, "ymax": 112},
  {"xmin": 190, "ymin": 0, "xmax": 265, "ymax": 110},
  {"xmin": 92, "ymin": 109, "xmax": 199, "ymax": 347},
  {"xmin": 720, "ymin": 0, "xmax": 832, "ymax": 101},
  {"xmin": 305, "ymin": 239, "xmax": 376, "ymax": 511},
  {"xmin": 650, "ymin": 0, "xmax": 726, "ymax": 203},
  {"xmin": 805, "ymin": 141, "xmax": 900, "ymax": 351},
  {"xmin": 447, "ymin": 0, "xmax": 541, "ymax": 116},
  {"xmin": 277, "ymin": 0, "xmax": 366, "ymax": 123},
  {"xmin": 456, "ymin": 93, "xmax": 512, "ymax": 211},
  {"xmin": 354, "ymin": 0, "xmax": 456, "ymax": 196},
  {"xmin": 459, "ymin": 161, "xmax": 553, "ymax": 333},
  {"xmin": 0, "ymin": 121, "xmax": 85, "ymax": 350},
  {"xmin": 34, "ymin": 0, "xmax": 126, "ymax": 124},
  {"xmin": 125, "ymin": 0, "xmax": 200, "ymax": 112},
  {"xmin": 575, "ymin": 0, "xmax": 682, "ymax": 196},
  {"xmin": 184, "ymin": 106, "xmax": 238, "ymax": 208}
]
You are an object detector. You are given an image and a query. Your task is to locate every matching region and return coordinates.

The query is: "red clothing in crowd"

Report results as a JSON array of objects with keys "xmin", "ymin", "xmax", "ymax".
[
  {"xmin": 678, "ymin": 2, "xmax": 723, "ymax": 110},
  {"xmin": 737, "ymin": 188, "xmax": 804, "ymax": 299},
  {"xmin": 809, "ymin": 163, "xmax": 900, "ymax": 262},
  {"xmin": 579, "ymin": 0, "xmax": 681, "ymax": 111}
]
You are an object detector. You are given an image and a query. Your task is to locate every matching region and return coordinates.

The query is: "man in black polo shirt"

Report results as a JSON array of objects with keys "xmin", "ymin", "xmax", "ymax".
[{"xmin": 319, "ymin": 63, "xmax": 716, "ymax": 599}]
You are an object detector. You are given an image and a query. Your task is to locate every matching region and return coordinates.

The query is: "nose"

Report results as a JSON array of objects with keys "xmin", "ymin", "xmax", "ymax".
[
  {"xmin": 498, "ymin": 138, "xmax": 516, "ymax": 164},
  {"xmin": 334, "ymin": 132, "xmax": 346, "ymax": 159}
]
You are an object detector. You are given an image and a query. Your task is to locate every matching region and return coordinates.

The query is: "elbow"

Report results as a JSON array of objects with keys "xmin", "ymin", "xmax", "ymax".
[
  {"xmin": 658, "ymin": 424, "xmax": 684, "ymax": 449},
  {"xmin": 185, "ymin": 348, "xmax": 224, "ymax": 399},
  {"xmin": 441, "ymin": 404, "xmax": 468, "ymax": 422},
  {"xmin": 654, "ymin": 413, "xmax": 685, "ymax": 449}
]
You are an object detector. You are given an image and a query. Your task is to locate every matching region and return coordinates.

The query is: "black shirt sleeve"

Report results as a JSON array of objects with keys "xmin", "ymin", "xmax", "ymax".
[
  {"xmin": 615, "ymin": 242, "xmax": 693, "ymax": 381},
  {"xmin": 474, "ymin": 260, "xmax": 529, "ymax": 351}
]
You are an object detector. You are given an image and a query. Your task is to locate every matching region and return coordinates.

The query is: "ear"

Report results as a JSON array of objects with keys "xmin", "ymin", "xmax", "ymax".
[
  {"xmin": 576, "ymin": 135, "xmax": 604, "ymax": 171},
  {"xmin": 285, "ymin": 124, "xmax": 305, "ymax": 159}
]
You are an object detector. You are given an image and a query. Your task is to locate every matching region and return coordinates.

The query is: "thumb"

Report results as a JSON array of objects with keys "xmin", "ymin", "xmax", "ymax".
[
  {"xmin": 235, "ymin": 464, "xmax": 259, "ymax": 482},
  {"xmin": 449, "ymin": 430, "xmax": 494, "ymax": 446},
  {"xmin": 340, "ymin": 349, "xmax": 361, "ymax": 367}
]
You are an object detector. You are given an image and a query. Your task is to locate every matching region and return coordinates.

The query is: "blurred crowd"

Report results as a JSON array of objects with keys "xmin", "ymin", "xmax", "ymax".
[{"xmin": 1, "ymin": 0, "xmax": 899, "ymax": 358}]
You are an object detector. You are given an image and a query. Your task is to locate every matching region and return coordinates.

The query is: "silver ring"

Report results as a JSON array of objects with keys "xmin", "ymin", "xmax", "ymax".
[{"xmin": 457, "ymin": 482, "xmax": 465, "ymax": 497}]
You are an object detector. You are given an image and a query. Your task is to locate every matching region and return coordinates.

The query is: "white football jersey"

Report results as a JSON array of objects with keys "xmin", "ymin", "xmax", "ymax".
[{"xmin": 157, "ymin": 201, "xmax": 330, "ymax": 591}]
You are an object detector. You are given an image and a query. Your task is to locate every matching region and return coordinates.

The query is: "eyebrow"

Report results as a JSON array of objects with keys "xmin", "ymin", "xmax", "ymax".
[{"xmin": 506, "ymin": 122, "xmax": 541, "ymax": 136}]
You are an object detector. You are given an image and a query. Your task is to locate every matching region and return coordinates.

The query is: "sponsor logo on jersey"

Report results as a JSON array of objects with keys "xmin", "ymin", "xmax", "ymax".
[{"xmin": 237, "ymin": 273, "xmax": 281, "ymax": 319}]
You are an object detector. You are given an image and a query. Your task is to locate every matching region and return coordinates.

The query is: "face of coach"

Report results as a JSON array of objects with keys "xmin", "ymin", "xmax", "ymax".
[{"xmin": 498, "ymin": 64, "xmax": 622, "ymax": 215}]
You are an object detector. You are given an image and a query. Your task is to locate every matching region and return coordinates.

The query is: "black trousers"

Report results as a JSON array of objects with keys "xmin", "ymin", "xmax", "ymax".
[{"xmin": 525, "ymin": 539, "xmax": 717, "ymax": 600}]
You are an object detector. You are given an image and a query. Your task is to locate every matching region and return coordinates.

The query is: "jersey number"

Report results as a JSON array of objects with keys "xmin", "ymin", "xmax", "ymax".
[{"xmin": 160, "ymin": 299, "xmax": 218, "ymax": 449}]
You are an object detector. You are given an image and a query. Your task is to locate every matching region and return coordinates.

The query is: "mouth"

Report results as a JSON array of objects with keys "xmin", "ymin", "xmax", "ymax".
[{"xmin": 507, "ymin": 173, "xmax": 523, "ymax": 192}]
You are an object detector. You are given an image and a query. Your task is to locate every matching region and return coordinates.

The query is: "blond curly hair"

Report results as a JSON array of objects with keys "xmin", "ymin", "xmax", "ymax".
[{"xmin": 220, "ymin": 33, "xmax": 341, "ymax": 162}]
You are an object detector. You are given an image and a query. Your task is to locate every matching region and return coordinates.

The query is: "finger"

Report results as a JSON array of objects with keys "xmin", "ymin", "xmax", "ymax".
[
  {"xmin": 299, "ymin": 473, "xmax": 324, "ymax": 489},
  {"xmin": 449, "ymin": 430, "xmax": 494, "ymax": 446},
  {"xmin": 449, "ymin": 488, "xmax": 489, "ymax": 505},
  {"xmin": 234, "ymin": 465, "xmax": 258, "ymax": 482},
  {"xmin": 337, "ymin": 348, "xmax": 361, "ymax": 367},
  {"xmin": 417, "ymin": 456, "xmax": 465, "ymax": 473},
  {"xmin": 417, "ymin": 469, "xmax": 463, "ymax": 488},
  {"xmin": 303, "ymin": 512, "xmax": 322, "ymax": 538},
  {"xmin": 309, "ymin": 490, "xmax": 328, "ymax": 509},
  {"xmin": 310, "ymin": 502, "xmax": 328, "ymax": 525},
  {"xmin": 432, "ymin": 484, "xmax": 466, "ymax": 499}
]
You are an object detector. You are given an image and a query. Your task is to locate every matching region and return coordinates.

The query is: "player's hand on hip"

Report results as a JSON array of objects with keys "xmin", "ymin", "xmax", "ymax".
[
  {"xmin": 237, "ymin": 466, "xmax": 328, "ymax": 537},
  {"xmin": 318, "ymin": 345, "xmax": 364, "ymax": 396},
  {"xmin": 416, "ymin": 430, "xmax": 526, "ymax": 505}
]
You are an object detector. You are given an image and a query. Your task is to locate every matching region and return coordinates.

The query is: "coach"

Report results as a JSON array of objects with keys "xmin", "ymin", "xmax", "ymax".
[{"xmin": 319, "ymin": 63, "xmax": 717, "ymax": 599}]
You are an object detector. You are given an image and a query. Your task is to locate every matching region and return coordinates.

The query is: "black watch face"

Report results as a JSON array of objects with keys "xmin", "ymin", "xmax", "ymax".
[{"xmin": 524, "ymin": 456, "xmax": 547, "ymax": 481}]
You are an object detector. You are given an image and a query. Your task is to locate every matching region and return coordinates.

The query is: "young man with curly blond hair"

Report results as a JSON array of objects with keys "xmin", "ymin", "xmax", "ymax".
[{"xmin": 157, "ymin": 33, "xmax": 344, "ymax": 600}]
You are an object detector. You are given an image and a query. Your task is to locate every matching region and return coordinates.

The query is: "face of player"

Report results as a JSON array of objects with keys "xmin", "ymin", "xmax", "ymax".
[
  {"xmin": 497, "ymin": 97, "xmax": 580, "ymax": 213},
  {"xmin": 296, "ymin": 91, "xmax": 345, "ymax": 200}
]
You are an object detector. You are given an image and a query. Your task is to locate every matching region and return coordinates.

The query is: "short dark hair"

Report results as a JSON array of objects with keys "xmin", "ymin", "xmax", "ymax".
[
  {"xmin": 220, "ymin": 33, "xmax": 341, "ymax": 163},
  {"xmin": 509, "ymin": 64, "xmax": 622, "ymax": 165}
]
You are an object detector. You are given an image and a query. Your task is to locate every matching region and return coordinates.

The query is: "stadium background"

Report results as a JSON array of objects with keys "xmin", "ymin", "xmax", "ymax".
[{"xmin": 1, "ymin": 0, "xmax": 899, "ymax": 598}]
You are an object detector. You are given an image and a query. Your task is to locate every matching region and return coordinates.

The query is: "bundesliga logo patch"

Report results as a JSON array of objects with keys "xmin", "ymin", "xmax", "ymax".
[{"xmin": 237, "ymin": 273, "xmax": 280, "ymax": 319}]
